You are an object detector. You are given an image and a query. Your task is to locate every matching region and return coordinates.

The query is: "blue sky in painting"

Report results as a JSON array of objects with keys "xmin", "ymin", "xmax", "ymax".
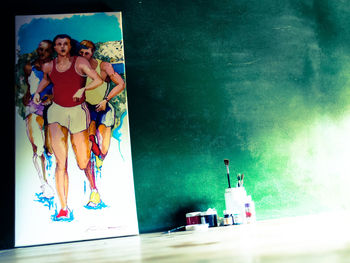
[{"xmin": 17, "ymin": 13, "xmax": 122, "ymax": 54}]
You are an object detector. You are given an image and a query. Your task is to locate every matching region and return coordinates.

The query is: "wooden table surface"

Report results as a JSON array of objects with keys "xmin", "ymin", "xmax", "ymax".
[{"xmin": 1, "ymin": 212, "xmax": 350, "ymax": 262}]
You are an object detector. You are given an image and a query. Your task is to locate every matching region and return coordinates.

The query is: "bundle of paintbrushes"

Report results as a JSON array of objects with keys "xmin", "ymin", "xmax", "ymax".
[{"xmin": 237, "ymin": 173, "xmax": 244, "ymax": 187}]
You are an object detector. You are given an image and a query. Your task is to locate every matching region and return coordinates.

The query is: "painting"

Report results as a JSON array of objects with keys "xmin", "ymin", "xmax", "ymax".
[{"xmin": 14, "ymin": 12, "xmax": 138, "ymax": 246}]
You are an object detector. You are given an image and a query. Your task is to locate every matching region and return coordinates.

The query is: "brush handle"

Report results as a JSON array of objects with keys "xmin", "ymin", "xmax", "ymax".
[
  {"xmin": 227, "ymin": 172, "xmax": 231, "ymax": 188},
  {"xmin": 224, "ymin": 159, "xmax": 231, "ymax": 188},
  {"xmin": 226, "ymin": 165, "xmax": 231, "ymax": 188}
]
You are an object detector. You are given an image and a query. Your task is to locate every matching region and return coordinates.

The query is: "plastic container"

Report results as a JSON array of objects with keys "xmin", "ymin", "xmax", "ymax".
[
  {"xmin": 225, "ymin": 187, "xmax": 247, "ymax": 224},
  {"xmin": 233, "ymin": 213, "xmax": 244, "ymax": 225},
  {"xmin": 223, "ymin": 210, "xmax": 234, "ymax": 226},
  {"xmin": 245, "ymin": 195, "xmax": 256, "ymax": 223}
]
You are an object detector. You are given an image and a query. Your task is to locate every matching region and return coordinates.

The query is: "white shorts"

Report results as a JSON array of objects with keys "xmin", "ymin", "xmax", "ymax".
[{"xmin": 47, "ymin": 102, "xmax": 90, "ymax": 134}]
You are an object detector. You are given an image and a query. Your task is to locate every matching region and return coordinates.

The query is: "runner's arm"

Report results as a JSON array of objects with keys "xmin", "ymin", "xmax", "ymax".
[
  {"xmin": 101, "ymin": 62, "xmax": 125, "ymax": 102},
  {"xmin": 33, "ymin": 62, "xmax": 51, "ymax": 104}
]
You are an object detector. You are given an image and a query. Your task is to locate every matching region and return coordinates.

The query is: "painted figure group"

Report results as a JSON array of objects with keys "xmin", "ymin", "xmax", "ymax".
[{"xmin": 23, "ymin": 34, "xmax": 125, "ymax": 220}]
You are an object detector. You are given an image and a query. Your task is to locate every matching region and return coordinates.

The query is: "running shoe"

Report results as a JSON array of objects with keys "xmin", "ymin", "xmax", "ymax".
[
  {"xmin": 56, "ymin": 208, "xmax": 70, "ymax": 219},
  {"xmin": 41, "ymin": 183, "xmax": 54, "ymax": 198},
  {"xmin": 87, "ymin": 190, "xmax": 101, "ymax": 207}
]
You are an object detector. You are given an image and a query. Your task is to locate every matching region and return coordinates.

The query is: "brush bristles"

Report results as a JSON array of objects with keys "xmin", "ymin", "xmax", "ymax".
[{"xmin": 224, "ymin": 159, "xmax": 229, "ymax": 165}]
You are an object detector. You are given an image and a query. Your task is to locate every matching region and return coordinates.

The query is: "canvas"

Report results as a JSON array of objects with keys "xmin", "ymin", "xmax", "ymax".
[{"xmin": 14, "ymin": 12, "xmax": 138, "ymax": 247}]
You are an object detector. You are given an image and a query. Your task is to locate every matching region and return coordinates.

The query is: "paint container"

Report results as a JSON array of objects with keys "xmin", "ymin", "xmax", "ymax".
[
  {"xmin": 186, "ymin": 212, "xmax": 202, "ymax": 225},
  {"xmin": 225, "ymin": 187, "xmax": 247, "ymax": 224},
  {"xmin": 233, "ymin": 213, "xmax": 243, "ymax": 225},
  {"xmin": 245, "ymin": 195, "xmax": 256, "ymax": 224},
  {"xmin": 223, "ymin": 210, "xmax": 234, "ymax": 226},
  {"xmin": 185, "ymin": 224, "xmax": 209, "ymax": 231},
  {"xmin": 200, "ymin": 209, "xmax": 218, "ymax": 227}
]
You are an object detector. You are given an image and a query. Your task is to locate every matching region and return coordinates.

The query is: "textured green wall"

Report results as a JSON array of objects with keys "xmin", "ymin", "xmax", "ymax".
[{"xmin": 122, "ymin": 0, "xmax": 350, "ymax": 232}]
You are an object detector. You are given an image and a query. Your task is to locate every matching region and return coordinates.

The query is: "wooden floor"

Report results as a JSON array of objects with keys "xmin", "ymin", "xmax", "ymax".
[{"xmin": 1, "ymin": 212, "xmax": 350, "ymax": 262}]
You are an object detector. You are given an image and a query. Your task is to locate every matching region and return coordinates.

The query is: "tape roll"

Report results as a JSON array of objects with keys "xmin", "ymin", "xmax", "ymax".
[
  {"xmin": 186, "ymin": 212, "xmax": 202, "ymax": 225},
  {"xmin": 185, "ymin": 224, "xmax": 209, "ymax": 231}
]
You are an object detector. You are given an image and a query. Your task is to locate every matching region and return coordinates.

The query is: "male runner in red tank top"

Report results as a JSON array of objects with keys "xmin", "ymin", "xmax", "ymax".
[{"xmin": 34, "ymin": 34, "xmax": 103, "ymax": 220}]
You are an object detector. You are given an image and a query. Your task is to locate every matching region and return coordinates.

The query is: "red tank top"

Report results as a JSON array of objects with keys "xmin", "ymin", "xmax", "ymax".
[{"xmin": 50, "ymin": 56, "xmax": 86, "ymax": 107}]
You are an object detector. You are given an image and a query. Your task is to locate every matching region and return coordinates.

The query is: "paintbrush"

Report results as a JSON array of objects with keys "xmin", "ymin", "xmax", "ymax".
[
  {"xmin": 163, "ymin": 225, "xmax": 185, "ymax": 234},
  {"xmin": 237, "ymin": 174, "xmax": 241, "ymax": 187},
  {"xmin": 224, "ymin": 159, "xmax": 231, "ymax": 188}
]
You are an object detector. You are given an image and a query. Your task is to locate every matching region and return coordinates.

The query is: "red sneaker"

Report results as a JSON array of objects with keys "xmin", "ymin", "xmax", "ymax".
[
  {"xmin": 56, "ymin": 208, "xmax": 69, "ymax": 219},
  {"xmin": 89, "ymin": 135, "xmax": 101, "ymax": 156}
]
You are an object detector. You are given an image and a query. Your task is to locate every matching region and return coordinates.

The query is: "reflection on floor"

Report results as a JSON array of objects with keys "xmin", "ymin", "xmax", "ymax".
[{"xmin": 1, "ymin": 212, "xmax": 350, "ymax": 262}]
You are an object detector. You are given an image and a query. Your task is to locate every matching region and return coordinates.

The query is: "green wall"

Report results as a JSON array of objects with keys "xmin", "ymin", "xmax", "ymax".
[
  {"xmin": 8, "ymin": 0, "xmax": 350, "ymax": 244},
  {"xmin": 123, "ymin": 0, "xmax": 350, "ymax": 232}
]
